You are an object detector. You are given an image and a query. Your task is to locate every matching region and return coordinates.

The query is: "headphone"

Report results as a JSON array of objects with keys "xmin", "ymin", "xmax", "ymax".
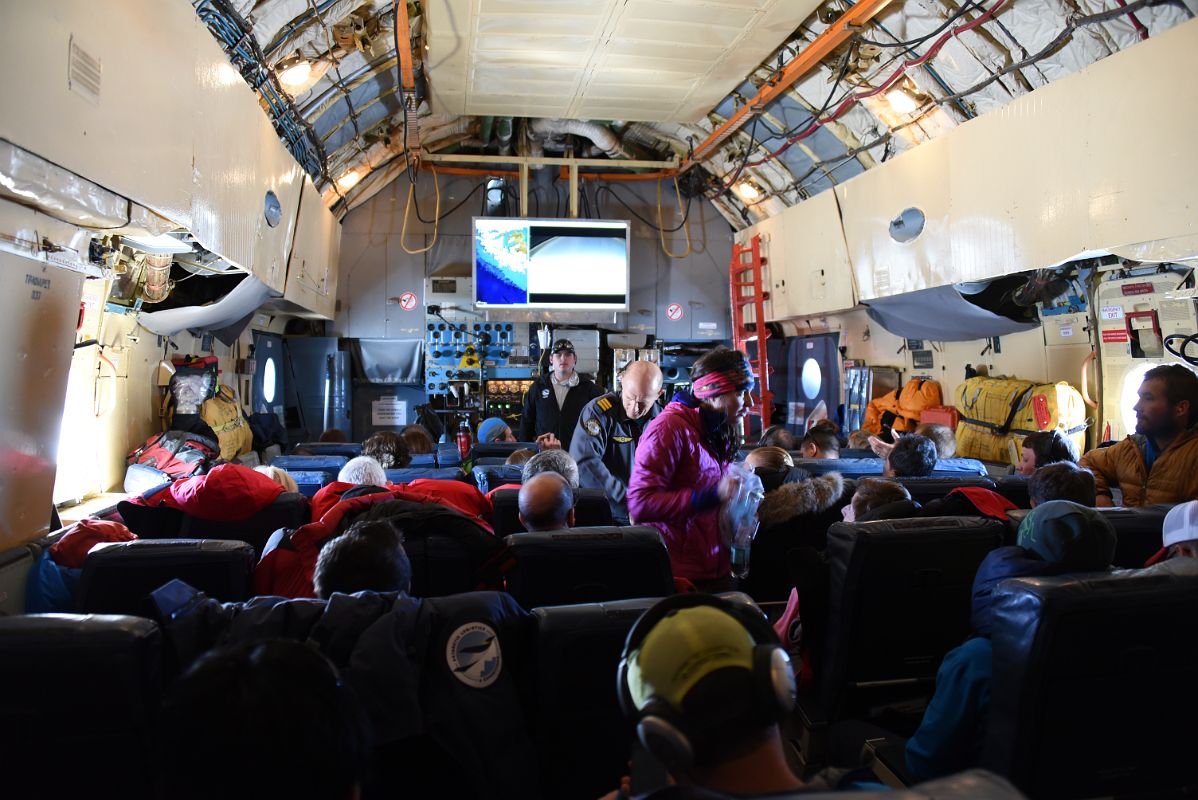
[{"xmin": 615, "ymin": 594, "xmax": 796, "ymax": 774}]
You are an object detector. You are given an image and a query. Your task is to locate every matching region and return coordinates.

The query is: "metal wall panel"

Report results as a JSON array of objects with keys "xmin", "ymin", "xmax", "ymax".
[
  {"xmin": 284, "ymin": 179, "xmax": 340, "ymax": 319},
  {"xmin": 0, "ymin": 250, "xmax": 85, "ymax": 548}
]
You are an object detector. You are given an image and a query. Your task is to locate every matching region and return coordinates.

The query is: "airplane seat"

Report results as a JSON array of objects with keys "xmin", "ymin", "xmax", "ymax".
[
  {"xmin": 490, "ymin": 487, "xmax": 615, "ymax": 537},
  {"xmin": 1005, "ymin": 505, "xmax": 1170, "ymax": 566},
  {"xmin": 528, "ymin": 597, "xmax": 660, "ymax": 799},
  {"xmin": 407, "ymin": 452, "xmax": 438, "ymax": 466},
  {"xmin": 891, "ymin": 476, "xmax": 998, "ymax": 506},
  {"xmin": 288, "ymin": 469, "xmax": 335, "ymax": 497},
  {"xmin": 270, "ymin": 454, "xmax": 349, "ymax": 473},
  {"xmin": 368, "ymin": 503, "xmax": 506, "ymax": 597},
  {"xmin": 801, "ymin": 516, "xmax": 1004, "ymax": 746},
  {"xmin": 292, "ymin": 442, "xmax": 363, "ymax": 458},
  {"xmin": 117, "ymin": 492, "xmax": 310, "ymax": 558},
  {"xmin": 993, "ymin": 475, "xmax": 1031, "ymax": 509},
  {"xmin": 501, "ymin": 526, "xmax": 673, "ymax": 609},
  {"xmin": 472, "ymin": 456, "xmax": 511, "ymax": 466},
  {"xmin": 470, "ymin": 441, "xmax": 539, "ymax": 460},
  {"xmin": 984, "ymin": 559, "xmax": 1198, "ymax": 798},
  {"xmin": 76, "ymin": 539, "xmax": 256, "ymax": 616},
  {"xmin": 790, "ymin": 457, "xmax": 989, "ymax": 479},
  {"xmin": 472, "ymin": 464, "xmax": 523, "ymax": 494},
  {"xmin": 384, "ymin": 466, "xmax": 465, "ymax": 484},
  {"xmin": 436, "ymin": 443, "xmax": 462, "ymax": 467},
  {"xmin": 0, "ymin": 614, "xmax": 161, "ymax": 798}
]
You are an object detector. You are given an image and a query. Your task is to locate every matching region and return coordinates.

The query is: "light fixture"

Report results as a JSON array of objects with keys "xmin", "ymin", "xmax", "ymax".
[
  {"xmin": 122, "ymin": 232, "xmax": 193, "ymax": 254},
  {"xmin": 336, "ymin": 169, "xmax": 362, "ymax": 190},
  {"xmin": 735, "ymin": 181, "xmax": 760, "ymax": 202},
  {"xmin": 277, "ymin": 57, "xmax": 312, "ymax": 88},
  {"xmin": 885, "ymin": 87, "xmax": 920, "ymax": 114}
]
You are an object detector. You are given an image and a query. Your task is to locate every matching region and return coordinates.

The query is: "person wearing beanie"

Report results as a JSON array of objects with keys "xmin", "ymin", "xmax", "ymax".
[
  {"xmin": 477, "ymin": 417, "xmax": 517, "ymax": 444},
  {"xmin": 903, "ymin": 500, "xmax": 1116, "ymax": 781},
  {"xmin": 1146, "ymin": 500, "xmax": 1198, "ymax": 565}
]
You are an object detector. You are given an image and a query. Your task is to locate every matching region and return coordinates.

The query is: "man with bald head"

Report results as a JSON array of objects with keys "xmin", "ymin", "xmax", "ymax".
[
  {"xmin": 518, "ymin": 472, "xmax": 576, "ymax": 532},
  {"xmin": 569, "ymin": 359, "xmax": 664, "ymax": 523}
]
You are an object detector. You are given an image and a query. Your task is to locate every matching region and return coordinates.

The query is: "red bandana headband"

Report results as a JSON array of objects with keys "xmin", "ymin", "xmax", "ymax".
[{"xmin": 693, "ymin": 369, "xmax": 754, "ymax": 400}]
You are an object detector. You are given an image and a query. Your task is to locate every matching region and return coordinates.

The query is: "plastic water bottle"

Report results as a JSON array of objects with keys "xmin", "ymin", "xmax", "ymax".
[
  {"xmin": 456, "ymin": 416, "xmax": 472, "ymax": 459},
  {"xmin": 730, "ymin": 520, "xmax": 758, "ymax": 579}
]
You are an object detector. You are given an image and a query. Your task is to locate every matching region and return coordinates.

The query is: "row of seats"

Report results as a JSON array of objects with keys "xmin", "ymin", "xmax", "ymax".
[
  {"xmin": 6, "ymin": 559, "xmax": 1196, "ymax": 798},
  {"xmin": 295, "ymin": 440, "xmax": 464, "ymax": 468}
]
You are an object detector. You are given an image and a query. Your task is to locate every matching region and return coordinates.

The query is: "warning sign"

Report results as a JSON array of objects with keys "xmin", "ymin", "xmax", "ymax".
[
  {"xmin": 665, "ymin": 303, "xmax": 684, "ymax": 322},
  {"xmin": 372, "ymin": 396, "xmax": 407, "ymax": 425},
  {"xmin": 398, "ymin": 291, "xmax": 418, "ymax": 311},
  {"xmin": 1101, "ymin": 329, "xmax": 1129, "ymax": 343}
]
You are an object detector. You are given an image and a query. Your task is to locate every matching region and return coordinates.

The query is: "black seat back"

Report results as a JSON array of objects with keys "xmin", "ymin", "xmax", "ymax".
[
  {"xmin": 0, "ymin": 614, "xmax": 161, "ymax": 798},
  {"xmin": 892, "ymin": 476, "xmax": 997, "ymax": 505},
  {"xmin": 985, "ymin": 560, "xmax": 1198, "ymax": 798},
  {"xmin": 529, "ymin": 598, "xmax": 659, "ymax": 799},
  {"xmin": 1006, "ymin": 505, "xmax": 1171, "ymax": 566},
  {"xmin": 503, "ymin": 526, "xmax": 673, "ymax": 608},
  {"xmin": 77, "ymin": 539, "xmax": 256, "ymax": 615},
  {"xmin": 819, "ymin": 517, "xmax": 1004, "ymax": 716},
  {"xmin": 993, "ymin": 475, "xmax": 1031, "ymax": 509},
  {"xmin": 491, "ymin": 487, "xmax": 615, "ymax": 536},
  {"xmin": 118, "ymin": 492, "xmax": 311, "ymax": 558},
  {"xmin": 470, "ymin": 441, "xmax": 539, "ymax": 459}
]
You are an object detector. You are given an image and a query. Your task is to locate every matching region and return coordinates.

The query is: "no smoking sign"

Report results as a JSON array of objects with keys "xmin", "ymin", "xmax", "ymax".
[
  {"xmin": 666, "ymin": 302, "xmax": 684, "ymax": 322},
  {"xmin": 398, "ymin": 291, "xmax": 418, "ymax": 311}
]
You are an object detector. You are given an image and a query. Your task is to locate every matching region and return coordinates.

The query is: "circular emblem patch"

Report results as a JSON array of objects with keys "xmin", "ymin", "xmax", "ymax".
[
  {"xmin": 541, "ymin": 388, "xmax": 551, "ymax": 399},
  {"xmin": 446, "ymin": 622, "xmax": 502, "ymax": 688},
  {"xmin": 584, "ymin": 418, "xmax": 602, "ymax": 436}
]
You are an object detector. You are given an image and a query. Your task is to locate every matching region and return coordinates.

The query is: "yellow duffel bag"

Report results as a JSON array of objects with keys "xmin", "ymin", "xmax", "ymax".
[{"xmin": 955, "ymin": 377, "xmax": 1088, "ymax": 465}]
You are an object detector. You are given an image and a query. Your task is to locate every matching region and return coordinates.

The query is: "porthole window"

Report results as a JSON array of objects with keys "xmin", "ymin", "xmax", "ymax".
[
  {"xmin": 264, "ymin": 190, "xmax": 282, "ymax": 228},
  {"xmin": 263, "ymin": 356, "xmax": 277, "ymax": 404},
  {"xmin": 889, "ymin": 207, "xmax": 925, "ymax": 243},
  {"xmin": 801, "ymin": 357, "xmax": 822, "ymax": 400}
]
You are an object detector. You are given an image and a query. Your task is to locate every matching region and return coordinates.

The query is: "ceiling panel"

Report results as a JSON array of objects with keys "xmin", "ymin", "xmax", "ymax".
[{"xmin": 425, "ymin": 0, "xmax": 822, "ymax": 122}]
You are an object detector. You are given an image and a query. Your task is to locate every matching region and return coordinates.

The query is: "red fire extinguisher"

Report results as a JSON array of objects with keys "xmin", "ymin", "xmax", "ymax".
[{"xmin": 456, "ymin": 416, "xmax": 473, "ymax": 459}]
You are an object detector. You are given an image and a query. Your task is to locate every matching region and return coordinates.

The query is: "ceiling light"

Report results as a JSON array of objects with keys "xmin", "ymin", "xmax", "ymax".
[
  {"xmin": 278, "ymin": 59, "xmax": 312, "ymax": 88},
  {"xmin": 886, "ymin": 87, "xmax": 919, "ymax": 114},
  {"xmin": 735, "ymin": 181, "xmax": 760, "ymax": 202},
  {"xmin": 336, "ymin": 169, "xmax": 362, "ymax": 191}
]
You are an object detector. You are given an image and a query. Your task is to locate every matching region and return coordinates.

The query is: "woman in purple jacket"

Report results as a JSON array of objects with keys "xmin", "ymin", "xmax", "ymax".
[{"xmin": 628, "ymin": 346, "xmax": 753, "ymax": 589}]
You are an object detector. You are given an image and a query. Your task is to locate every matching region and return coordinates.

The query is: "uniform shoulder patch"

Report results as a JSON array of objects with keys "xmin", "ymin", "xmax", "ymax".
[
  {"xmin": 584, "ymin": 418, "xmax": 602, "ymax": 437},
  {"xmin": 446, "ymin": 622, "xmax": 502, "ymax": 688},
  {"xmin": 596, "ymin": 397, "xmax": 612, "ymax": 412}
]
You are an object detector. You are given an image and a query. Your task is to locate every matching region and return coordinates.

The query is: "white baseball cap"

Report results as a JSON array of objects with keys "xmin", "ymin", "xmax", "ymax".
[{"xmin": 1163, "ymin": 501, "xmax": 1198, "ymax": 549}]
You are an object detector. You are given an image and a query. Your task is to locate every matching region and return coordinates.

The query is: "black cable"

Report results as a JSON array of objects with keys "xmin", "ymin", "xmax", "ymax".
[
  {"xmin": 759, "ymin": 46, "xmax": 857, "ymax": 144},
  {"xmin": 856, "ymin": 1, "xmax": 985, "ymax": 48},
  {"xmin": 594, "ymin": 184, "xmax": 693, "ymax": 232}
]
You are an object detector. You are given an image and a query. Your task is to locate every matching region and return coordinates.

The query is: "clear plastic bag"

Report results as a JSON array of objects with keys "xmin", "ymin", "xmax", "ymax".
[{"xmin": 720, "ymin": 461, "xmax": 765, "ymax": 578}]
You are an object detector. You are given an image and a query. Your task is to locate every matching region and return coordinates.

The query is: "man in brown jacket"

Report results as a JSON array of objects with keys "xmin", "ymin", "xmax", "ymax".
[{"xmin": 1080, "ymin": 364, "xmax": 1198, "ymax": 506}]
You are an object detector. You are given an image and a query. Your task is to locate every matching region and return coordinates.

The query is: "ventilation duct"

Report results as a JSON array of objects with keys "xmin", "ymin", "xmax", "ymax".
[{"xmin": 528, "ymin": 119, "xmax": 630, "ymax": 161}]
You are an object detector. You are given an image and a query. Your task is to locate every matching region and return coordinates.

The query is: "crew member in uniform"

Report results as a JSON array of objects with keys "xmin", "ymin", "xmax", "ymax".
[
  {"xmin": 569, "ymin": 360, "xmax": 664, "ymax": 523},
  {"xmin": 520, "ymin": 338, "xmax": 602, "ymax": 452}
]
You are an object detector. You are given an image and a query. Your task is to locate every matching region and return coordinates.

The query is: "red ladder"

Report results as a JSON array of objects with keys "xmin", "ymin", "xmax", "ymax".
[{"xmin": 729, "ymin": 234, "xmax": 773, "ymax": 439}]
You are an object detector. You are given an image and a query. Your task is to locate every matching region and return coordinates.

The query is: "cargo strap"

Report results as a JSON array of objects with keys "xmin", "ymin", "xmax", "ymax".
[{"xmin": 959, "ymin": 415, "xmax": 1089, "ymax": 438}]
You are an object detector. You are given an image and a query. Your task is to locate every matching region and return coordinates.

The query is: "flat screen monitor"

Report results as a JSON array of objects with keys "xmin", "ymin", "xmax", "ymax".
[{"xmin": 473, "ymin": 217, "xmax": 630, "ymax": 311}]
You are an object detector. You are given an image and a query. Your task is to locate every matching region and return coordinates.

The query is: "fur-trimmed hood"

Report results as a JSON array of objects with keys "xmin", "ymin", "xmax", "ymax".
[{"xmin": 757, "ymin": 471, "xmax": 845, "ymax": 528}]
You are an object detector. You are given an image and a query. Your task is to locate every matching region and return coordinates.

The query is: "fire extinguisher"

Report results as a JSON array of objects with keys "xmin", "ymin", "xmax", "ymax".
[{"xmin": 456, "ymin": 415, "xmax": 473, "ymax": 459}]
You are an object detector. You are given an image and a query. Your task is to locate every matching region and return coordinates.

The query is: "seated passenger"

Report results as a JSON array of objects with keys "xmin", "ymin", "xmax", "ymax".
[
  {"xmin": 741, "ymin": 446, "xmax": 843, "ymax": 601},
  {"xmin": 157, "ymin": 639, "xmax": 372, "ymax": 800},
  {"xmin": 314, "ymin": 519, "xmax": 412, "ymax": 598},
  {"xmin": 884, "ymin": 434, "xmax": 937, "ymax": 478},
  {"xmin": 517, "ymin": 472, "xmax": 575, "ymax": 532},
  {"xmin": 362, "ymin": 430, "xmax": 411, "ymax": 469},
  {"xmin": 798, "ymin": 428, "xmax": 840, "ymax": 460},
  {"xmin": 478, "ymin": 416, "xmax": 517, "ymax": 444},
  {"xmin": 401, "ymin": 424, "xmax": 435, "ymax": 454},
  {"xmin": 521, "ymin": 448, "xmax": 580, "ymax": 489},
  {"xmin": 1080, "ymin": 364, "xmax": 1198, "ymax": 506},
  {"xmin": 614, "ymin": 595, "xmax": 880, "ymax": 797},
  {"xmin": 1016, "ymin": 429, "xmax": 1078, "ymax": 476},
  {"xmin": 1146, "ymin": 500, "xmax": 1198, "ymax": 564},
  {"xmin": 843, "ymin": 477, "xmax": 919, "ymax": 522},
  {"xmin": 914, "ymin": 423, "xmax": 956, "ymax": 459},
  {"xmin": 846, "ymin": 429, "xmax": 872, "ymax": 450},
  {"xmin": 903, "ymin": 501, "xmax": 1115, "ymax": 782},
  {"xmin": 1028, "ymin": 461, "xmax": 1096, "ymax": 507},
  {"xmin": 757, "ymin": 424, "xmax": 797, "ymax": 450},
  {"xmin": 254, "ymin": 465, "xmax": 299, "ymax": 494},
  {"xmin": 338, "ymin": 455, "xmax": 388, "ymax": 487},
  {"xmin": 505, "ymin": 448, "xmax": 535, "ymax": 466},
  {"xmin": 318, "ymin": 427, "xmax": 349, "ymax": 443}
]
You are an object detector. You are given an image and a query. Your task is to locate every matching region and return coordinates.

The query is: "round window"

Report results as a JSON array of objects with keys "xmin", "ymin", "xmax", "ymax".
[
  {"xmin": 264, "ymin": 190, "xmax": 282, "ymax": 228},
  {"xmin": 263, "ymin": 356, "xmax": 277, "ymax": 404},
  {"xmin": 801, "ymin": 357, "xmax": 822, "ymax": 400},
  {"xmin": 889, "ymin": 207, "xmax": 925, "ymax": 243}
]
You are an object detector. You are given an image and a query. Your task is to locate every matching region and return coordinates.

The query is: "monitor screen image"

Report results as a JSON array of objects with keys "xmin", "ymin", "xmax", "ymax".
[{"xmin": 473, "ymin": 217, "xmax": 630, "ymax": 310}]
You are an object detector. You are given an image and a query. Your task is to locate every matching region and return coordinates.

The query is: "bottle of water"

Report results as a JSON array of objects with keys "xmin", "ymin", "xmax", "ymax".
[{"xmin": 730, "ymin": 519, "xmax": 758, "ymax": 579}]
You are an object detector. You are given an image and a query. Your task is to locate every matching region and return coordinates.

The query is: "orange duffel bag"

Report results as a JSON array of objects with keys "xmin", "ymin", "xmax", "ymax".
[{"xmin": 864, "ymin": 378, "xmax": 943, "ymax": 435}]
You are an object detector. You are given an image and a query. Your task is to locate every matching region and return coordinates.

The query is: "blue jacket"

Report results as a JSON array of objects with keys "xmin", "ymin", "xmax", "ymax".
[{"xmin": 905, "ymin": 637, "xmax": 993, "ymax": 782}]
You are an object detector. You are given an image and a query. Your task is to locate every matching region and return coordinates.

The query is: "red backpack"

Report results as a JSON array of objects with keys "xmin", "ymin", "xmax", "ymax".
[{"xmin": 127, "ymin": 430, "xmax": 220, "ymax": 480}]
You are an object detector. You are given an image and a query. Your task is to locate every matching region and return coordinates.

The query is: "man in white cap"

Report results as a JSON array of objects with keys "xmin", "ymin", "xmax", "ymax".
[{"xmin": 1145, "ymin": 500, "xmax": 1198, "ymax": 565}]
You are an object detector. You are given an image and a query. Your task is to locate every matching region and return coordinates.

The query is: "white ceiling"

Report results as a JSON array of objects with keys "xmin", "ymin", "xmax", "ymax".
[{"xmin": 424, "ymin": 0, "xmax": 822, "ymax": 122}]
